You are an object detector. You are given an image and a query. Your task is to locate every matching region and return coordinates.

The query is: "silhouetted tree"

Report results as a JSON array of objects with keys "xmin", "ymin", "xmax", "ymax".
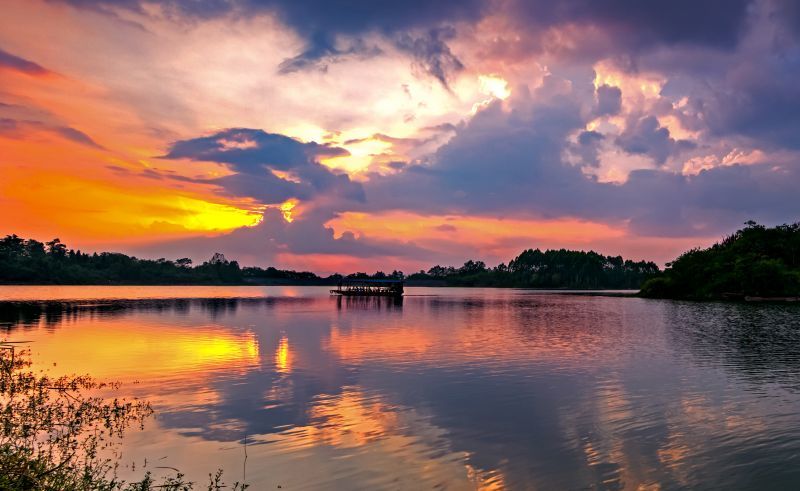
[
  {"xmin": 175, "ymin": 258, "xmax": 192, "ymax": 268},
  {"xmin": 1, "ymin": 233, "xmax": 661, "ymax": 289},
  {"xmin": 640, "ymin": 221, "xmax": 800, "ymax": 299}
]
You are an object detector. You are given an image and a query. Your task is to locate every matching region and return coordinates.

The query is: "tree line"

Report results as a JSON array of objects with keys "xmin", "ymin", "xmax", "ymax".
[
  {"xmin": 0, "ymin": 236, "xmax": 244, "ymax": 284},
  {"xmin": 406, "ymin": 249, "xmax": 660, "ymax": 289},
  {"xmin": 0, "ymin": 234, "xmax": 660, "ymax": 288},
  {"xmin": 640, "ymin": 221, "xmax": 800, "ymax": 299}
]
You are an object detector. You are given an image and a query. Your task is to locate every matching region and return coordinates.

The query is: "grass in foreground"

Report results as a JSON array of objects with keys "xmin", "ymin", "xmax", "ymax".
[{"xmin": 0, "ymin": 343, "xmax": 247, "ymax": 490}]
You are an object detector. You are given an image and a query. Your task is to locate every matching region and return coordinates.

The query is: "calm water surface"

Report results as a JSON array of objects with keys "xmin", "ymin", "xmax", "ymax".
[{"xmin": 2, "ymin": 286, "xmax": 800, "ymax": 490}]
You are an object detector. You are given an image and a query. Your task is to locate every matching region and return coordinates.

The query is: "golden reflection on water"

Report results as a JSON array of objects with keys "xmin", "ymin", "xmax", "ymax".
[
  {"xmin": 0, "ymin": 285, "xmax": 282, "ymax": 301},
  {"xmin": 326, "ymin": 324, "xmax": 436, "ymax": 361},
  {"xmin": 303, "ymin": 387, "xmax": 401, "ymax": 449},
  {"xmin": 256, "ymin": 386, "xmax": 506, "ymax": 489},
  {"xmin": 19, "ymin": 319, "xmax": 260, "ymax": 381},
  {"xmin": 274, "ymin": 335, "xmax": 292, "ymax": 374}
]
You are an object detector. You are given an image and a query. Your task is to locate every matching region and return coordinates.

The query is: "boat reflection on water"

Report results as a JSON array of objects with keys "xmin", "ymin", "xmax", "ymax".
[
  {"xmin": 335, "ymin": 294, "xmax": 404, "ymax": 310},
  {"xmin": 2, "ymin": 287, "xmax": 800, "ymax": 489}
]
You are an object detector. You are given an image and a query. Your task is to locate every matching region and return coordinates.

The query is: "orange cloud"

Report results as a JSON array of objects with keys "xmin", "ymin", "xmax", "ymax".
[
  {"xmin": 1, "ymin": 137, "xmax": 262, "ymax": 246},
  {"xmin": 328, "ymin": 211, "xmax": 626, "ymax": 261}
]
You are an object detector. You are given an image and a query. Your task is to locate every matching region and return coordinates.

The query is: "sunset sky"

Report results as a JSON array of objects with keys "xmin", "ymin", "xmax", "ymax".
[{"xmin": 2, "ymin": 0, "xmax": 800, "ymax": 273}]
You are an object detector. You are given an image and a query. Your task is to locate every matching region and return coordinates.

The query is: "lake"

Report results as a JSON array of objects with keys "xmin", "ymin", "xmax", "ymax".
[{"xmin": 2, "ymin": 286, "xmax": 800, "ymax": 489}]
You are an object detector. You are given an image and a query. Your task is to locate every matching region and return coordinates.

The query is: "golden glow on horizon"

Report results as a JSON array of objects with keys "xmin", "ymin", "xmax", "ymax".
[
  {"xmin": 0, "ymin": 131, "xmax": 262, "ymax": 241},
  {"xmin": 173, "ymin": 196, "xmax": 263, "ymax": 230},
  {"xmin": 0, "ymin": 166, "xmax": 262, "ymax": 239},
  {"xmin": 329, "ymin": 211, "xmax": 625, "ymax": 244}
]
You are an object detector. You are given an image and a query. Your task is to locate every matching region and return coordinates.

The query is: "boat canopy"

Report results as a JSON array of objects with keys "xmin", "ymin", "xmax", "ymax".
[
  {"xmin": 331, "ymin": 278, "xmax": 404, "ymax": 297},
  {"xmin": 339, "ymin": 278, "xmax": 403, "ymax": 285}
]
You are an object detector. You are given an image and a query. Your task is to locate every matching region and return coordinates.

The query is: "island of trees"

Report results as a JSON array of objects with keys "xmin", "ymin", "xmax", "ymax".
[
  {"xmin": 639, "ymin": 222, "xmax": 800, "ymax": 300},
  {"xmin": 0, "ymin": 234, "xmax": 659, "ymax": 289}
]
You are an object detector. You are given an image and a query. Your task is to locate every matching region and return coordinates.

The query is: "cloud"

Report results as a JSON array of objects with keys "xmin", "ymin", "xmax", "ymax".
[
  {"xmin": 138, "ymin": 207, "xmax": 441, "ymax": 269},
  {"xmin": 54, "ymin": 0, "xmax": 483, "ymax": 85},
  {"xmin": 55, "ymin": 0, "xmax": 747, "ymax": 51},
  {"xmin": 506, "ymin": 0, "xmax": 752, "ymax": 53},
  {"xmin": 616, "ymin": 116, "xmax": 695, "ymax": 165},
  {"xmin": 573, "ymin": 130, "xmax": 605, "ymax": 167},
  {"xmin": 0, "ymin": 117, "xmax": 103, "ymax": 149},
  {"xmin": 277, "ymin": 33, "xmax": 381, "ymax": 73},
  {"xmin": 395, "ymin": 27, "xmax": 464, "ymax": 89},
  {"xmin": 594, "ymin": 84, "xmax": 621, "ymax": 116},
  {"xmin": 609, "ymin": 2, "xmax": 800, "ymax": 151},
  {"xmin": 434, "ymin": 223, "xmax": 457, "ymax": 232},
  {"xmin": 163, "ymin": 128, "xmax": 347, "ymax": 169},
  {"xmin": 53, "ymin": 126, "xmax": 105, "ymax": 149},
  {"xmin": 162, "ymin": 128, "xmax": 363, "ymax": 205},
  {"xmin": 0, "ymin": 48, "xmax": 52, "ymax": 75},
  {"xmin": 0, "ymin": 118, "xmax": 19, "ymax": 133},
  {"xmin": 771, "ymin": 0, "xmax": 800, "ymax": 36},
  {"xmin": 704, "ymin": 58, "xmax": 800, "ymax": 149},
  {"xmin": 363, "ymin": 81, "xmax": 599, "ymax": 217},
  {"xmin": 362, "ymin": 71, "xmax": 800, "ymax": 239}
]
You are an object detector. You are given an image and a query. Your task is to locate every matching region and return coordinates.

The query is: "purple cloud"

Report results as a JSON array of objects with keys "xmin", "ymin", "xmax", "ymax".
[
  {"xmin": 162, "ymin": 128, "xmax": 363, "ymax": 205},
  {"xmin": 0, "ymin": 48, "xmax": 51, "ymax": 75}
]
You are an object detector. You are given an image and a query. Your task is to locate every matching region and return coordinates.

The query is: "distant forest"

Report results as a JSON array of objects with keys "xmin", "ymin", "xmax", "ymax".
[
  {"xmin": 405, "ymin": 251, "xmax": 659, "ymax": 289},
  {"xmin": 0, "ymin": 234, "xmax": 659, "ymax": 289},
  {"xmin": 640, "ymin": 222, "xmax": 800, "ymax": 300}
]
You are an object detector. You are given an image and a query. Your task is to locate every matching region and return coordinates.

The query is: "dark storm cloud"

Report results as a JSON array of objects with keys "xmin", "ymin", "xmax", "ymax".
[
  {"xmin": 395, "ymin": 27, "xmax": 464, "ymax": 89},
  {"xmin": 162, "ymin": 128, "xmax": 363, "ymax": 204},
  {"xmin": 616, "ymin": 116, "xmax": 695, "ymax": 165},
  {"xmin": 52, "ymin": 0, "xmax": 762, "ymax": 89},
  {"xmin": 364, "ymin": 73, "xmax": 800, "ymax": 239},
  {"xmin": 507, "ymin": 0, "xmax": 752, "ymax": 51},
  {"xmin": 363, "ymin": 82, "xmax": 601, "ymax": 218},
  {"xmin": 387, "ymin": 161, "xmax": 407, "ymax": 170},
  {"xmin": 0, "ymin": 48, "xmax": 51, "ymax": 75},
  {"xmin": 620, "ymin": 163, "xmax": 800, "ymax": 237},
  {"xmin": 595, "ymin": 84, "xmax": 622, "ymax": 116},
  {"xmin": 277, "ymin": 33, "xmax": 381, "ymax": 73},
  {"xmin": 703, "ymin": 57, "xmax": 800, "ymax": 149},
  {"xmin": 770, "ymin": 0, "xmax": 800, "ymax": 35},
  {"xmin": 610, "ymin": 2, "xmax": 800, "ymax": 150},
  {"xmin": 54, "ymin": 0, "xmax": 748, "ymax": 49},
  {"xmin": 53, "ymin": 0, "xmax": 484, "ymax": 85},
  {"xmin": 265, "ymin": 1, "xmax": 476, "ymax": 86},
  {"xmin": 574, "ymin": 130, "xmax": 605, "ymax": 167},
  {"xmin": 163, "ymin": 128, "xmax": 347, "ymax": 169}
]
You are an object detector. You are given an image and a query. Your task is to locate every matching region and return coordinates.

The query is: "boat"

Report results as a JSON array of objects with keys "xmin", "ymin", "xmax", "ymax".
[{"xmin": 330, "ymin": 278, "xmax": 404, "ymax": 297}]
